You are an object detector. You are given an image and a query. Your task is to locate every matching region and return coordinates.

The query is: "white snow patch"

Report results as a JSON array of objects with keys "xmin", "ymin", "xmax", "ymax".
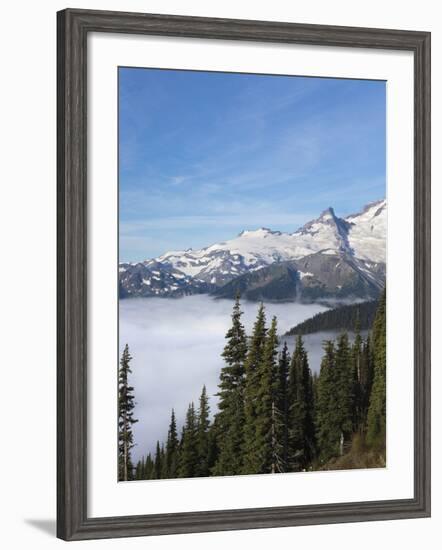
[{"xmin": 298, "ymin": 271, "xmax": 314, "ymax": 280}]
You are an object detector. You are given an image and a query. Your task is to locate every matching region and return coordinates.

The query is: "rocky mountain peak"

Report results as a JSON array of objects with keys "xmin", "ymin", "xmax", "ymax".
[{"xmin": 318, "ymin": 207, "xmax": 336, "ymax": 221}]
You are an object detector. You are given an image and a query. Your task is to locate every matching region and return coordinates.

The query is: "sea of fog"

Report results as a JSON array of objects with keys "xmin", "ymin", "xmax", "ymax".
[{"xmin": 119, "ymin": 295, "xmax": 360, "ymax": 461}]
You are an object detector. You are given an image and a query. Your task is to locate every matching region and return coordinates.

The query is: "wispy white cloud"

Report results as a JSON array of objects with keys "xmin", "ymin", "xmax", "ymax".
[
  {"xmin": 168, "ymin": 175, "xmax": 189, "ymax": 186},
  {"xmin": 120, "ymin": 212, "xmax": 313, "ymax": 235}
]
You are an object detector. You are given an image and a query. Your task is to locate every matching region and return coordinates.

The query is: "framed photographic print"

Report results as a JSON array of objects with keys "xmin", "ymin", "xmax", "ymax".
[{"xmin": 57, "ymin": 8, "xmax": 431, "ymax": 541}]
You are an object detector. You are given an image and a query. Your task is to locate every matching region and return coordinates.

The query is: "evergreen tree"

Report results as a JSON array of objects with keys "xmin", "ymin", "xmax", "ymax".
[
  {"xmin": 153, "ymin": 440, "xmax": 162, "ymax": 479},
  {"xmin": 366, "ymin": 290, "xmax": 386, "ymax": 447},
  {"xmin": 288, "ymin": 335, "xmax": 315, "ymax": 470},
  {"xmin": 178, "ymin": 402, "xmax": 198, "ymax": 477},
  {"xmin": 160, "ymin": 443, "xmax": 168, "ymax": 479},
  {"xmin": 118, "ymin": 344, "xmax": 138, "ymax": 481},
  {"xmin": 196, "ymin": 386, "xmax": 211, "ymax": 477},
  {"xmin": 351, "ymin": 317, "xmax": 363, "ymax": 429},
  {"xmin": 255, "ymin": 317, "xmax": 282, "ymax": 473},
  {"xmin": 316, "ymin": 332, "xmax": 355, "ymax": 462},
  {"xmin": 144, "ymin": 453, "xmax": 154, "ymax": 479},
  {"xmin": 135, "ymin": 458, "xmax": 143, "ymax": 480},
  {"xmin": 241, "ymin": 304, "xmax": 267, "ymax": 474},
  {"xmin": 206, "ymin": 422, "xmax": 219, "ymax": 473},
  {"xmin": 306, "ymin": 366, "xmax": 316, "ymax": 461},
  {"xmin": 213, "ymin": 296, "xmax": 247, "ymax": 476},
  {"xmin": 311, "ymin": 371, "xmax": 319, "ymax": 437},
  {"xmin": 165, "ymin": 409, "xmax": 179, "ymax": 478},
  {"xmin": 334, "ymin": 332, "xmax": 354, "ymax": 449},
  {"xmin": 276, "ymin": 342, "xmax": 290, "ymax": 469},
  {"xmin": 316, "ymin": 340, "xmax": 339, "ymax": 461},
  {"xmin": 359, "ymin": 335, "xmax": 374, "ymax": 424},
  {"xmin": 311, "ymin": 372, "xmax": 319, "ymax": 407}
]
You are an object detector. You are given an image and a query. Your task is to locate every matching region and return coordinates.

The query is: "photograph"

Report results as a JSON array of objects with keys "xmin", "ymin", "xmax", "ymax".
[
  {"xmin": 1, "ymin": 0, "xmax": 434, "ymax": 545},
  {"xmin": 117, "ymin": 67, "xmax": 387, "ymax": 482}
]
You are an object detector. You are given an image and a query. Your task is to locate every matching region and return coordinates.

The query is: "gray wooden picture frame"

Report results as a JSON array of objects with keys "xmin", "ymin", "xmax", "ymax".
[{"xmin": 57, "ymin": 8, "xmax": 431, "ymax": 541}]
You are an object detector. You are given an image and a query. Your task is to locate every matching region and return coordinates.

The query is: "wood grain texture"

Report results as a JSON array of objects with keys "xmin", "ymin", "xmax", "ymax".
[{"xmin": 56, "ymin": 8, "xmax": 431, "ymax": 541}]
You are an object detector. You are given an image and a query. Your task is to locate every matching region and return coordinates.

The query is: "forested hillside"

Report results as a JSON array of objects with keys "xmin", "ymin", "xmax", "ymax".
[
  {"xmin": 118, "ymin": 291, "xmax": 387, "ymax": 481},
  {"xmin": 285, "ymin": 300, "xmax": 378, "ymax": 335}
]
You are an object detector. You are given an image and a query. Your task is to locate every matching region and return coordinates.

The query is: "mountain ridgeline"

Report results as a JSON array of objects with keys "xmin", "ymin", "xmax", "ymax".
[
  {"xmin": 118, "ymin": 291, "xmax": 387, "ymax": 481},
  {"xmin": 119, "ymin": 199, "xmax": 386, "ymax": 304}
]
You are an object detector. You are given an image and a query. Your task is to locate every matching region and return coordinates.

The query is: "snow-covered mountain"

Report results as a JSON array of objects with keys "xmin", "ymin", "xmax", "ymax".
[
  {"xmin": 346, "ymin": 200, "xmax": 387, "ymax": 263},
  {"xmin": 119, "ymin": 199, "xmax": 386, "ymax": 301}
]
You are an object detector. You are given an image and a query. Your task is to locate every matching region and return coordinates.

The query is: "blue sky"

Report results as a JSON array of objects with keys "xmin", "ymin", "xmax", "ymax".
[{"xmin": 119, "ymin": 67, "xmax": 386, "ymax": 262}]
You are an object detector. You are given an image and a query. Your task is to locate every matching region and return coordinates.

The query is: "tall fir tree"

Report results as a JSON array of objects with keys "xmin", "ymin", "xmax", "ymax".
[
  {"xmin": 287, "ymin": 335, "xmax": 315, "ymax": 470},
  {"xmin": 160, "ymin": 443, "xmax": 168, "ymax": 479},
  {"xmin": 241, "ymin": 304, "xmax": 267, "ymax": 474},
  {"xmin": 311, "ymin": 371, "xmax": 319, "ymax": 440},
  {"xmin": 255, "ymin": 317, "xmax": 283, "ymax": 473},
  {"xmin": 196, "ymin": 386, "xmax": 211, "ymax": 477},
  {"xmin": 153, "ymin": 440, "xmax": 162, "ymax": 479},
  {"xmin": 359, "ymin": 335, "xmax": 374, "ymax": 425},
  {"xmin": 178, "ymin": 402, "xmax": 198, "ymax": 477},
  {"xmin": 143, "ymin": 453, "xmax": 154, "ymax": 479},
  {"xmin": 334, "ymin": 332, "xmax": 354, "ymax": 449},
  {"xmin": 213, "ymin": 296, "xmax": 247, "ymax": 476},
  {"xmin": 276, "ymin": 342, "xmax": 290, "ymax": 469},
  {"xmin": 366, "ymin": 289, "xmax": 386, "ymax": 448},
  {"xmin": 135, "ymin": 458, "xmax": 143, "ymax": 480},
  {"xmin": 351, "ymin": 317, "xmax": 363, "ymax": 430},
  {"xmin": 206, "ymin": 421, "xmax": 219, "ymax": 473},
  {"xmin": 165, "ymin": 409, "xmax": 179, "ymax": 479},
  {"xmin": 316, "ymin": 340, "xmax": 339, "ymax": 461},
  {"xmin": 316, "ymin": 333, "xmax": 355, "ymax": 462},
  {"xmin": 118, "ymin": 344, "xmax": 138, "ymax": 481}
]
